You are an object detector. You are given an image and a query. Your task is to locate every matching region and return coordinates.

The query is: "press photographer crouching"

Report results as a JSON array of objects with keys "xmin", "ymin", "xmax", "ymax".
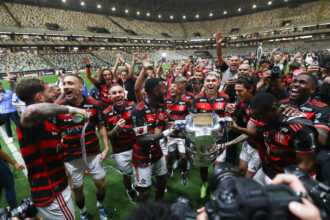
[
  {"xmin": 0, "ymin": 198, "xmax": 38, "ymax": 220},
  {"xmin": 171, "ymin": 164, "xmax": 329, "ymax": 220}
]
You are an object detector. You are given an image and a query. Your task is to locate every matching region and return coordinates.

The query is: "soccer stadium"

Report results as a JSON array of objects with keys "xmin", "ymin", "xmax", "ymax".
[{"xmin": 0, "ymin": 0, "xmax": 329, "ymax": 219}]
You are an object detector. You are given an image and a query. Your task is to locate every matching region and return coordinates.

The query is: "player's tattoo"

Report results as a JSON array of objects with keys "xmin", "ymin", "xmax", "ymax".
[
  {"xmin": 226, "ymin": 134, "xmax": 248, "ymax": 146},
  {"xmin": 21, "ymin": 103, "xmax": 69, "ymax": 127}
]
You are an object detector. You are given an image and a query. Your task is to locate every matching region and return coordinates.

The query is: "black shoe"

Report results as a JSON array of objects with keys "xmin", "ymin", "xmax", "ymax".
[
  {"xmin": 181, "ymin": 172, "xmax": 189, "ymax": 186},
  {"xmin": 167, "ymin": 168, "xmax": 174, "ymax": 178},
  {"xmin": 126, "ymin": 189, "xmax": 138, "ymax": 203}
]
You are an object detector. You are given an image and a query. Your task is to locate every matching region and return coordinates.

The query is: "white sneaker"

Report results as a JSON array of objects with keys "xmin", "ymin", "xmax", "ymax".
[{"xmin": 7, "ymin": 137, "xmax": 13, "ymax": 143}]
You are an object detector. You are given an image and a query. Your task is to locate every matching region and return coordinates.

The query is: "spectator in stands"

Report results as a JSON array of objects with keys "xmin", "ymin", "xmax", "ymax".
[{"xmin": 0, "ymin": 82, "xmax": 19, "ymax": 143}]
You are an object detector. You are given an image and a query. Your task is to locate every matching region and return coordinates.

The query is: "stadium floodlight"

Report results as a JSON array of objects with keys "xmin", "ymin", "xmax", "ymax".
[
  {"xmin": 183, "ymin": 15, "xmax": 186, "ymax": 19},
  {"xmin": 253, "ymin": 4, "xmax": 257, "ymax": 8},
  {"xmin": 97, "ymin": 4, "xmax": 101, "ymax": 9},
  {"xmin": 268, "ymin": 1, "xmax": 272, "ymax": 5},
  {"xmin": 137, "ymin": 11, "xmax": 140, "ymax": 15},
  {"xmin": 209, "ymin": 13, "xmax": 213, "ymax": 17},
  {"xmin": 170, "ymin": 15, "xmax": 173, "ymax": 19},
  {"xmin": 223, "ymin": 11, "xmax": 227, "ymax": 15},
  {"xmin": 80, "ymin": 1, "xmax": 85, "ymax": 6},
  {"xmin": 158, "ymin": 14, "xmax": 162, "ymax": 18},
  {"xmin": 125, "ymin": 9, "xmax": 129, "ymax": 13},
  {"xmin": 146, "ymin": 12, "xmax": 150, "ymax": 16},
  {"xmin": 112, "ymin": 7, "xmax": 116, "ymax": 11},
  {"xmin": 195, "ymin": 14, "xmax": 199, "ymax": 18},
  {"xmin": 62, "ymin": 0, "xmax": 66, "ymax": 3},
  {"xmin": 238, "ymin": 8, "xmax": 241, "ymax": 12}
]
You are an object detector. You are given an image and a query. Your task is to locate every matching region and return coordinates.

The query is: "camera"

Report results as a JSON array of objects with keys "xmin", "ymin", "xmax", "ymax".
[
  {"xmin": 171, "ymin": 163, "xmax": 301, "ymax": 220},
  {"xmin": 284, "ymin": 165, "xmax": 330, "ymax": 213},
  {"xmin": 270, "ymin": 65, "xmax": 283, "ymax": 79},
  {"xmin": 0, "ymin": 198, "xmax": 38, "ymax": 220},
  {"xmin": 191, "ymin": 78, "xmax": 198, "ymax": 84}
]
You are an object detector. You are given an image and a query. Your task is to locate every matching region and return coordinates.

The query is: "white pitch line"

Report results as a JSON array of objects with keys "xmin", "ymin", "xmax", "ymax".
[{"xmin": 0, "ymin": 127, "xmax": 27, "ymax": 177}]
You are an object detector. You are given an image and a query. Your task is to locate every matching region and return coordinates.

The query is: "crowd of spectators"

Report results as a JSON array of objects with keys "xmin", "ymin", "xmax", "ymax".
[
  {"xmin": 42, "ymin": 53, "xmax": 108, "ymax": 70},
  {"xmin": 0, "ymin": 52, "xmax": 51, "ymax": 73},
  {"xmin": 1, "ymin": 1, "xmax": 328, "ymax": 37}
]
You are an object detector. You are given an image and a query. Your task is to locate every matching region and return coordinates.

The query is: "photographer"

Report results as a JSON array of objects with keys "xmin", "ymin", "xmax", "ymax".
[
  {"xmin": 258, "ymin": 66, "xmax": 290, "ymax": 100},
  {"xmin": 196, "ymin": 174, "xmax": 324, "ymax": 220}
]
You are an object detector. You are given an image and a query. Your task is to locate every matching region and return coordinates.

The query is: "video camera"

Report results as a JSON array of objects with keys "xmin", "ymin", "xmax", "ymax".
[
  {"xmin": 170, "ymin": 163, "xmax": 329, "ymax": 220},
  {"xmin": 0, "ymin": 198, "xmax": 38, "ymax": 220},
  {"xmin": 270, "ymin": 65, "xmax": 283, "ymax": 79}
]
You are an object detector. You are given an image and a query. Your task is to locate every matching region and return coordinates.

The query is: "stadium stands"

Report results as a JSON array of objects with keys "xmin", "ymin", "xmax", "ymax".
[
  {"xmin": 0, "ymin": 52, "xmax": 51, "ymax": 72},
  {"xmin": 1, "ymin": 1, "xmax": 329, "ymax": 37}
]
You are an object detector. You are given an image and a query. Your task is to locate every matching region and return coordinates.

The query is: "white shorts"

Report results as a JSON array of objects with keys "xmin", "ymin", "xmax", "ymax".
[
  {"xmin": 134, "ymin": 156, "xmax": 167, "ymax": 188},
  {"xmin": 239, "ymin": 141, "xmax": 261, "ymax": 173},
  {"xmin": 215, "ymin": 147, "xmax": 226, "ymax": 163},
  {"xmin": 37, "ymin": 187, "xmax": 75, "ymax": 220},
  {"xmin": 114, "ymin": 150, "xmax": 133, "ymax": 175},
  {"xmin": 253, "ymin": 168, "xmax": 272, "ymax": 186},
  {"xmin": 64, "ymin": 154, "xmax": 106, "ymax": 188},
  {"xmin": 160, "ymin": 137, "xmax": 168, "ymax": 156},
  {"xmin": 167, "ymin": 137, "xmax": 186, "ymax": 154}
]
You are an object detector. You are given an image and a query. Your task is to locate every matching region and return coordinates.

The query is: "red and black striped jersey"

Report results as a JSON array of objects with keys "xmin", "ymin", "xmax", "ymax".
[
  {"xmin": 56, "ymin": 97, "xmax": 104, "ymax": 161},
  {"xmin": 131, "ymin": 98, "xmax": 168, "ymax": 166},
  {"xmin": 279, "ymin": 98, "xmax": 330, "ymax": 133},
  {"xmin": 95, "ymin": 81, "xmax": 116, "ymax": 110},
  {"xmin": 258, "ymin": 116, "xmax": 317, "ymax": 179},
  {"xmin": 283, "ymin": 71, "xmax": 292, "ymax": 88},
  {"xmin": 164, "ymin": 95, "xmax": 191, "ymax": 121},
  {"xmin": 16, "ymin": 117, "xmax": 67, "ymax": 206},
  {"xmin": 192, "ymin": 92, "xmax": 230, "ymax": 117},
  {"xmin": 103, "ymin": 101, "xmax": 136, "ymax": 154}
]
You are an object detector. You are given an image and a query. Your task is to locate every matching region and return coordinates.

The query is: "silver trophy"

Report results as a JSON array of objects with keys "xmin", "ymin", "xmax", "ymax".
[{"xmin": 176, "ymin": 113, "xmax": 233, "ymax": 167}]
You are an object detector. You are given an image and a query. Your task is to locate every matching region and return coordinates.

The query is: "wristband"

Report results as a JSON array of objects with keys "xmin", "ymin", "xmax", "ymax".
[
  {"xmin": 67, "ymin": 106, "xmax": 76, "ymax": 114},
  {"xmin": 86, "ymin": 64, "xmax": 91, "ymax": 68},
  {"xmin": 163, "ymin": 129, "xmax": 173, "ymax": 137}
]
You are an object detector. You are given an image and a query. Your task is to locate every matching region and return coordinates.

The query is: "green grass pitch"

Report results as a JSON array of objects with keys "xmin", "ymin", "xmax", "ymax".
[{"xmin": 0, "ymin": 72, "xmax": 225, "ymax": 219}]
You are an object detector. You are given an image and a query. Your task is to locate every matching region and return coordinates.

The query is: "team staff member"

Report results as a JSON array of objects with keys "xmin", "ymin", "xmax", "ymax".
[
  {"xmin": 15, "ymin": 78, "xmax": 88, "ymax": 220},
  {"xmin": 103, "ymin": 85, "xmax": 138, "ymax": 203},
  {"xmin": 164, "ymin": 82, "xmax": 191, "ymax": 185},
  {"xmin": 280, "ymin": 73, "xmax": 330, "ymax": 148},
  {"xmin": 250, "ymin": 93, "xmax": 317, "ymax": 186},
  {"xmin": 131, "ymin": 78, "xmax": 176, "ymax": 203},
  {"xmin": 84, "ymin": 56, "xmax": 119, "ymax": 110},
  {"xmin": 191, "ymin": 71, "xmax": 230, "ymax": 198},
  {"xmin": 0, "ymin": 146, "xmax": 24, "ymax": 211},
  {"xmin": 56, "ymin": 75, "xmax": 110, "ymax": 220}
]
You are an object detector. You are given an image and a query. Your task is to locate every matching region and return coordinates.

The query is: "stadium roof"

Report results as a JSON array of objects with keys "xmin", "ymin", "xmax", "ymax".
[{"xmin": 4, "ymin": 0, "xmax": 318, "ymax": 22}]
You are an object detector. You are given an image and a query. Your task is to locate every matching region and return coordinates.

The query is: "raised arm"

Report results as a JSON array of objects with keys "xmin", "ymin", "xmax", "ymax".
[
  {"xmin": 129, "ymin": 52, "xmax": 138, "ymax": 80},
  {"xmin": 134, "ymin": 53, "xmax": 149, "ymax": 102},
  {"xmin": 216, "ymin": 31, "xmax": 225, "ymax": 67},
  {"xmin": 155, "ymin": 61, "xmax": 163, "ymax": 78},
  {"xmin": 83, "ymin": 56, "xmax": 98, "ymax": 86},
  {"xmin": 21, "ymin": 103, "xmax": 88, "ymax": 128},
  {"xmin": 112, "ymin": 54, "xmax": 121, "ymax": 82}
]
